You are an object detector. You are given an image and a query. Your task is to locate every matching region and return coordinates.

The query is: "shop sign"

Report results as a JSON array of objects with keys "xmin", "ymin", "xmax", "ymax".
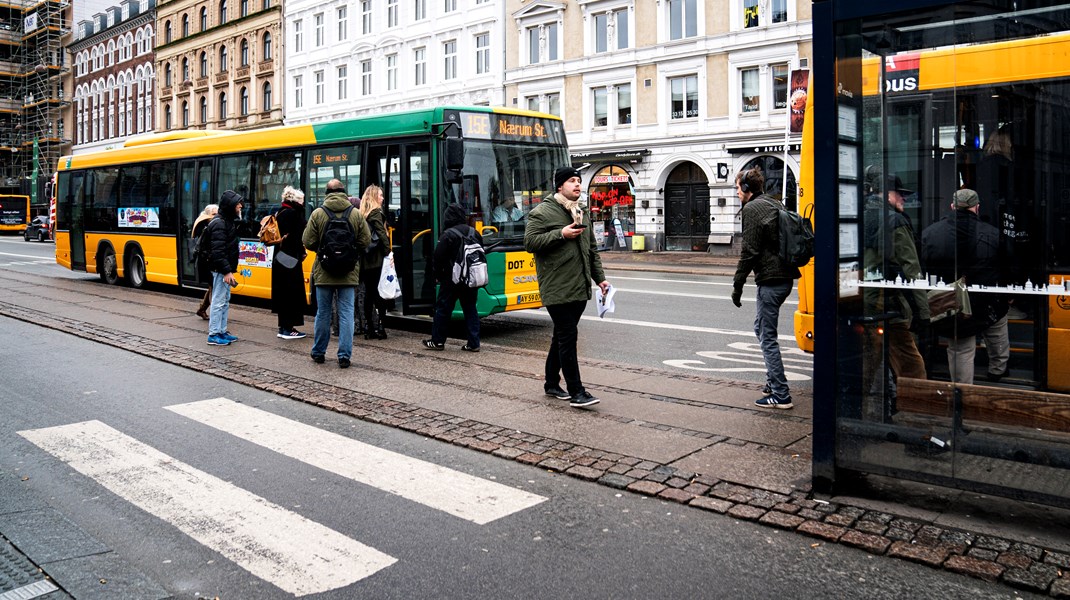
[{"xmin": 727, "ymin": 144, "xmax": 801, "ymax": 154}]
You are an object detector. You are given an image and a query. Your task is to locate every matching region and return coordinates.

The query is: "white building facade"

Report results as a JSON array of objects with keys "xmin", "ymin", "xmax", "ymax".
[
  {"xmin": 505, "ymin": 0, "xmax": 812, "ymax": 252},
  {"xmin": 284, "ymin": 0, "xmax": 507, "ymax": 123}
]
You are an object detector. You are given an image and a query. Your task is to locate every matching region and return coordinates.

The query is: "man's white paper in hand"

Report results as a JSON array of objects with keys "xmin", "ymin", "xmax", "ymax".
[{"xmin": 595, "ymin": 284, "xmax": 616, "ymax": 318}]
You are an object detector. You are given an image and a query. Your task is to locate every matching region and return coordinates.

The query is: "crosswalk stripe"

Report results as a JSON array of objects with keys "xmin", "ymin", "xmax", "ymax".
[
  {"xmin": 18, "ymin": 420, "xmax": 396, "ymax": 597},
  {"xmin": 167, "ymin": 398, "xmax": 547, "ymax": 525}
]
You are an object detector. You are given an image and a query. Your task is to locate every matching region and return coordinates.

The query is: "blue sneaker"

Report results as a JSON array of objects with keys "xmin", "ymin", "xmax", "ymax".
[
  {"xmin": 755, "ymin": 395, "xmax": 793, "ymax": 410},
  {"xmin": 207, "ymin": 334, "xmax": 231, "ymax": 346},
  {"xmin": 222, "ymin": 331, "xmax": 239, "ymax": 343}
]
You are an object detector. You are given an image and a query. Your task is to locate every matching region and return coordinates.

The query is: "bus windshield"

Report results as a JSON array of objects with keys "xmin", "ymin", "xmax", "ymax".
[{"xmin": 443, "ymin": 139, "xmax": 569, "ymax": 245}]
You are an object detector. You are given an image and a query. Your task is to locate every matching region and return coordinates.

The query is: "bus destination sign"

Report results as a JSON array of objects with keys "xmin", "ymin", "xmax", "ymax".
[{"xmin": 456, "ymin": 111, "xmax": 565, "ymax": 145}]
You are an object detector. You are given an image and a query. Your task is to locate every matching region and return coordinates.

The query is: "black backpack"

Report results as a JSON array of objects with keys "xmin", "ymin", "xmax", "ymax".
[
  {"xmin": 768, "ymin": 198, "xmax": 815, "ymax": 270},
  {"xmin": 191, "ymin": 219, "xmax": 214, "ymax": 269},
  {"xmin": 317, "ymin": 206, "xmax": 360, "ymax": 275}
]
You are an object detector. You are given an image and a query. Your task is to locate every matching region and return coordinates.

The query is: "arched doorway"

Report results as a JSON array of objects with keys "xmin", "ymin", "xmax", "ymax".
[
  {"xmin": 741, "ymin": 155, "xmax": 798, "ymax": 211},
  {"xmin": 665, "ymin": 162, "xmax": 710, "ymax": 251}
]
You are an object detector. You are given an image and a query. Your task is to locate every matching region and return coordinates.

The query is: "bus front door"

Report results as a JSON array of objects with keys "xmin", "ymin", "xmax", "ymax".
[
  {"xmin": 368, "ymin": 142, "xmax": 434, "ymax": 315},
  {"xmin": 178, "ymin": 159, "xmax": 214, "ymax": 288}
]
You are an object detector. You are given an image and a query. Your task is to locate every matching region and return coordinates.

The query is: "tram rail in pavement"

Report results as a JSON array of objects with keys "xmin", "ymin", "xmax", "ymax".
[{"xmin": 1, "ymin": 263, "xmax": 1069, "ymax": 598}]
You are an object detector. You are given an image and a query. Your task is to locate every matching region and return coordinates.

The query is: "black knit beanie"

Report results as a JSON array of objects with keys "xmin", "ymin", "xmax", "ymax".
[{"xmin": 553, "ymin": 167, "xmax": 581, "ymax": 191}]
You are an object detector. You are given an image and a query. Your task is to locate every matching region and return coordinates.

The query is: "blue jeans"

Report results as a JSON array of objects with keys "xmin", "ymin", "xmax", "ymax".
[
  {"xmin": 755, "ymin": 280, "xmax": 793, "ymax": 399},
  {"xmin": 208, "ymin": 272, "xmax": 231, "ymax": 336},
  {"xmin": 314, "ymin": 286, "xmax": 355, "ymax": 359},
  {"xmin": 430, "ymin": 283, "xmax": 480, "ymax": 348},
  {"xmin": 545, "ymin": 300, "xmax": 588, "ymax": 396}
]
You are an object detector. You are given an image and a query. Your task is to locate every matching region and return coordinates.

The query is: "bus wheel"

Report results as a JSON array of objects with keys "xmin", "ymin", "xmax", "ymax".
[
  {"xmin": 99, "ymin": 248, "xmax": 119, "ymax": 285},
  {"xmin": 126, "ymin": 250, "xmax": 147, "ymax": 289}
]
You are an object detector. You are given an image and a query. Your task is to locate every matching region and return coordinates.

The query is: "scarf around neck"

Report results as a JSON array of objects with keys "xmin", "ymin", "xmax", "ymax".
[{"xmin": 554, "ymin": 192, "xmax": 584, "ymax": 226}]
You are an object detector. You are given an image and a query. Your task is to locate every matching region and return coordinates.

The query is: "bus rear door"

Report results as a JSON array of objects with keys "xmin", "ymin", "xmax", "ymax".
[{"xmin": 178, "ymin": 159, "xmax": 214, "ymax": 288}]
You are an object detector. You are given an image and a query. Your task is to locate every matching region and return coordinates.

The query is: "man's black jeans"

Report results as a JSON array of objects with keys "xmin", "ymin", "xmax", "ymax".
[{"xmin": 545, "ymin": 300, "xmax": 588, "ymax": 395}]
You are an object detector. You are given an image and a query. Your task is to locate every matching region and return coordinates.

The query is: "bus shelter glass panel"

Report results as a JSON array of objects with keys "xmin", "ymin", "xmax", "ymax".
[{"xmin": 834, "ymin": 2, "xmax": 1070, "ymax": 507}]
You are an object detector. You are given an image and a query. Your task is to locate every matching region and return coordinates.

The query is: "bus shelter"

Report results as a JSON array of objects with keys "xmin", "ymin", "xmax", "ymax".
[{"xmin": 811, "ymin": 0, "xmax": 1070, "ymax": 508}]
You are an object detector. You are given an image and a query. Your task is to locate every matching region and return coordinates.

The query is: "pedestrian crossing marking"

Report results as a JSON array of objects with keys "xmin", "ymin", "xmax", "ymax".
[
  {"xmin": 167, "ymin": 398, "xmax": 547, "ymax": 525},
  {"xmin": 18, "ymin": 420, "xmax": 396, "ymax": 597}
]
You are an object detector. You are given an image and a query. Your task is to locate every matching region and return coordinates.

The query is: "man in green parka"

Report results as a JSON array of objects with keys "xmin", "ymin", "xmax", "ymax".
[{"xmin": 524, "ymin": 167, "xmax": 609, "ymax": 408}]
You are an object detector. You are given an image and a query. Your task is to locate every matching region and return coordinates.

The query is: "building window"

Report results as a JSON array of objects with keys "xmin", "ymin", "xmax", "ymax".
[
  {"xmin": 314, "ymin": 13, "xmax": 324, "ymax": 47},
  {"xmin": 164, "ymin": 104, "xmax": 172, "ymax": 129},
  {"xmin": 386, "ymin": 54, "xmax": 397, "ymax": 90},
  {"xmin": 182, "ymin": 57, "xmax": 189, "ymax": 81},
  {"xmin": 262, "ymin": 82, "xmax": 272, "ymax": 111},
  {"xmin": 772, "ymin": 63, "xmax": 789, "ymax": 110},
  {"xmin": 741, "ymin": 68, "xmax": 759, "ymax": 113},
  {"xmin": 240, "ymin": 0, "xmax": 248, "ymax": 17},
  {"xmin": 338, "ymin": 6, "xmax": 347, "ymax": 41},
  {"xmin": 547, "ymin": 92, "xmax": 560, "ymax": 116},
  {"xmin": 219, "ymin": 0, "xmax": 227, "ymax": 24},
  {"xmin": 670, "ymin": 74, "xmax": 698, "ymax": 119},
  {"xmin": 219, "ymin": 45, "xmax": 228, "ymax": 71},
  {"xmin": 362, "ymin": 1, "xmax": 372, "ymax": 34},
  {"xmin": 338, "ymin": 65, "xmax": 348, "ymax": 99},
  {"xmin": 200, "ymin": 96, "xmax": 208, "ymax": 123},
  {"xmin": 443, "ymin": 40, "xmax": 457, "ymax": 80},
  {"xmin": 414, "ymin": 47, "xmax": 426, "ymax": 85},
  {"xmin": 669, "ymin": 0, "xmax": 697, "ymax": 40},
  {"xmin": 618, "ymin": 83, "xmax": 632, "ymax": 124},
  {"xmin": 164, "ymin": 63, "xmax": 172, "ymax": 87},
  {"xmin": 219, "ymin": 92, "xmax": 227, "ymax": 119},
  {"xmin": 263, "ymin": 32, "xmax": 272, "ymax": 60},
  {"xmin": 475, "ymin": 33, "xmax": 490, "ymax": 74},
  {"xmin": 593, "ymin": 87, "xmax": 608, "ymax": 127},
  {"xmin": 444, "ymin": 0, "xmax": 456, "ymax": 12},
  {"xmin": 528, "ymin": 23, "xmax": 558, "ymax": 64},
  {"xmin": 745, "ymin": 0, "xmax": 787, "ymax": 28},
  {"xmin": 198, "ymin": 51, "xmax": 207, "ymax": 78},
  {"xmin": 164, "ymin": 21, "xmax": 172, "ymax": 43},
  {"xmin": 182, "ymin": 101, "xmax": 189, "ymax": 127},
  {"xmin": 294, "ymin": 75, "xmax": 303, "ymax": 108},
  {"xmin": 294, "ymin": 20, "xmax": 302, "ymax": 52},
  {"xmin": 526, "ymin": 96, "xmax": 539, "ymax": 112},
  {"xmin": 263, "ymin": 0, "xmax": 270, "ymax": 8},
  {"xmin": 588, "ymin": 165, "xmax": 635, "ymax": 240},
  {"xmin": 182, "ymin": 14, "xmax": 189, "ymax": 37},
  {"xmin": 241, "ymin": 39, "xmax": 249, "ymax": 66},
  {"xmin": 361, "ymin": 60, "xmax": 372, "ymax": 95},
  {"xmin": 415, "ymin": 0, "xmax": 426, "ymax": 21},
  {"xmin": 772, "ymin": 0, "xmax": 787, "ymax": 23},
  {"xmin": 315, "ymin": 70, "xmax": 324, "ymax": 104},
  {"xmin": 595, "ymin": 9, "xmax": 629, "ymax": 52},
  {"xmin": 388, "ymin": 0, "xmax": 398, "ymax": 28},
  {"xmin": 200, "ymin": 7, "xmax": 207, "ymax": 31},
  {"xmin": 240, "ymin": 86, "xmax": 249, "ymax": 115}
]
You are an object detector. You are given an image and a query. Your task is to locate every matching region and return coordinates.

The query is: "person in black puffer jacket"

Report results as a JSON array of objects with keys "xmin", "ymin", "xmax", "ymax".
[
  {"xmin": 422, "ymin": 203, "xmax": 481, "ymax": 352},
  {"xmin": 205, "ymin": 189, "xmax": 243, "ymax": 346},
  {"xmin": 272, "ymin": 186, "xmax": 309, "ymax": 339}
]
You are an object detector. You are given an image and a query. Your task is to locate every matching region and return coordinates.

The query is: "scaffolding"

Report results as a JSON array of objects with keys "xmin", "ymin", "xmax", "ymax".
[{"xmin": 0, "ymin": 0, "xmax": 70, "ymax": 204}]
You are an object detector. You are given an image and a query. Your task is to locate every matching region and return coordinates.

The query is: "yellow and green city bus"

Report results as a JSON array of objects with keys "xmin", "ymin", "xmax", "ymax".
[
  {"xmin": 54, "ymin": 106, "xmax": 568, "ymax": 316},
  {"xmin": 0, "ymin": 194, "xmax": 30, "ymax": 233}
]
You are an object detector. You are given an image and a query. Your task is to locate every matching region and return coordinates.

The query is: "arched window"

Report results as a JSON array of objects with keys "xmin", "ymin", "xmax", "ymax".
[
  {"xmin": 199, "ymin": 51, "xmax": 207, "ymax": 78},
  {"xmin": 219, "ymin": 92, "xmax": 228, "ymax": 120},
  {"xmin": 182, "ymin": 57, "xmax": 189, "ymax": 81},
  {"xmin": 219, "ymin": 0, "xmax": 228, "ymax": 24},
  {"xmin": 262, "ymin": 32, "xmax": 272, "ymax": 61},
  {"xmin": 199, "ymin": 7, "xmax": 207, "ymax": 31},
  {"xmin": 262, "ymin": 81, "xmax": 272, "ymax": 111},
  {"xmin": 164, "ymin": 104, "xmax": 172, "ymax": 129},
  {"xmin": 164, "ymin": 21, "xmax": 172, "ymax": 43},
  {"xmin": 219, "ymin": 45, "xmax": 228, "ymax": 71},
  {"xmin": 240, "ymin": 39, "xmax": 249, "ymax": 66},
  {"xmin": 182, "ymin": 101, "xmax": 189, "ymax": 127},
  {"xmin": 164, "ymin": 63, "xmax": 172, "ymax": 87},
  {"xmin": 240, "ymin": 86, "xmax": 249, "ymax": 115},
  {"xmin": 200, "ymin": 96, "xmax": 208, "ymax": 123},
  {"xmin": 182, "ymin": 14, "xmax": 190, "ymax": 36}
]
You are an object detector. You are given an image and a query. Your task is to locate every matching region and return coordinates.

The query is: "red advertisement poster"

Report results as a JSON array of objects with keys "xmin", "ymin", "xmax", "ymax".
[{"xmin": 789, "ymin": 69, "xmax": 810, "ymax": 134}]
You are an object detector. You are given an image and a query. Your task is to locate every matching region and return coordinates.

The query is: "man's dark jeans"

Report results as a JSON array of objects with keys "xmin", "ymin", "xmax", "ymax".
[
  {"xmin": 545, "ymin": 300, "xmax": 588, "ymax": 395},
  {"xmin": 430, "ymin": 282, "xmax": 480, "ymax": 348},
  {"xmin": 755, "ymin": 280, "xmax": 793, "ymax": 399}
]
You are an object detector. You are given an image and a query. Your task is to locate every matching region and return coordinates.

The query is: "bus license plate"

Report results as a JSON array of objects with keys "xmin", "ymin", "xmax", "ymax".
[{"xmin": 517, "ymin": 292, "xmax": 541, "ymax": 304}]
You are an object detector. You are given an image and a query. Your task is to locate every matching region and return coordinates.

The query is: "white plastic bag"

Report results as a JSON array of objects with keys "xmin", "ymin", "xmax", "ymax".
[{"xmin": 378, "ymin": 252, "xmax": 402, "ymax": 299}]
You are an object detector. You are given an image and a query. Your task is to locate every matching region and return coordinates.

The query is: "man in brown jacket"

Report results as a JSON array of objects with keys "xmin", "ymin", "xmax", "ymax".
[{"xmin": 731, "ymin": 167, "xmax": 800, "ymax": 409}]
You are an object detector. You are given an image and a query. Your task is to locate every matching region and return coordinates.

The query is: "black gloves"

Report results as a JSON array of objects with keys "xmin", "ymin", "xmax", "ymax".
[{"xmin": 731, "ymin": 287, "xmax": 743, "ymax": 308}]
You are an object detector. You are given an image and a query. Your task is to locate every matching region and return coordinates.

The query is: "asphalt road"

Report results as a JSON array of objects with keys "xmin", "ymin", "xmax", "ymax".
[{"xmin": 0, "ymin": 314, "xmax": 1036, "ymax": 599}]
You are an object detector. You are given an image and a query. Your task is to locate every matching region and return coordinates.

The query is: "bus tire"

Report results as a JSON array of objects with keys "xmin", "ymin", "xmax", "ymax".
[
  {"xmin": 99, "ymin": 247, "xmax": 119, "ymax": 285},
  {"xmin": 126, "ymin": 249, "xmax": 147, "ymax": 289}
]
